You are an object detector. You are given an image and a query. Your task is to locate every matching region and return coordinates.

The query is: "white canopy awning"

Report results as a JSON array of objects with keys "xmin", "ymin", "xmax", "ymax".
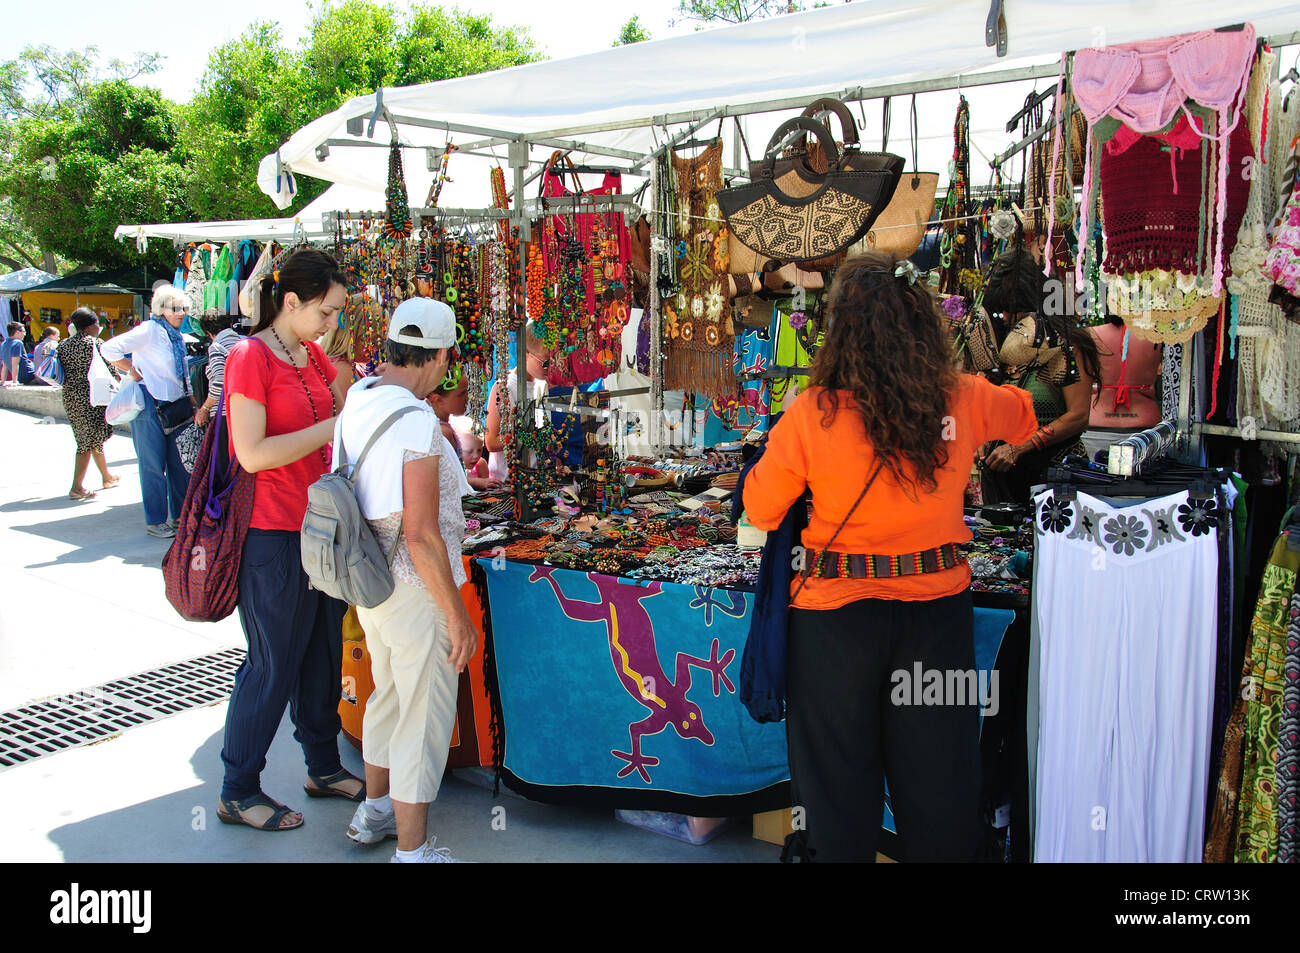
[
  {"xmin": 259, "ymin": 1, "xmax": 1300, "ymax": 211},
  {"xmin": 114, "ymin": 184, "xmax": 387, "ymax": 247}
]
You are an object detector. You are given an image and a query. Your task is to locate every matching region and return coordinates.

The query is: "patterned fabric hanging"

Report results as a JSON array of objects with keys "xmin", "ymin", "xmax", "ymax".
[
  {"xmin": 711, "ymin": 322, "xmax": 773, "ymax": 437},
  {"xmin": 1205, "ymin": 535, "xmax": 1298, "ymax": 863},
  {"xmin": 1278, "ymin": 592, "xmax": 1300, "ymax": 863},
  {"xmin": 383, "ymin": 140, "xmax": 413, "ymax": 240},
  {"xmin": 664, "ymin": 139, "xmax": 734, "ymax": 398}
]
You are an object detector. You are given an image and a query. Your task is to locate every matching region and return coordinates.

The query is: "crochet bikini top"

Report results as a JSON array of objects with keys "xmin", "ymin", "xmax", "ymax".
[{"xmin": 1073, "ymin": 25, "xmax": 1257, "ymax": 135}]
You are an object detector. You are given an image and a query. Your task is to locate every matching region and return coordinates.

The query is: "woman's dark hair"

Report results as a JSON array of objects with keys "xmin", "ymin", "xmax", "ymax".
[
  {"xmin": 982, "ymin": 245, "xmax": 1101, "ymax": 385},
  {"xmin": 70, "ymin": 308, "xmax": 100, "ymax": 332},
  {"xmin": 809, "ymin": 251, "xmax": 960, "ymax": 496},
  {"xmin": 200, "ymin": 312, "xmax": 239, "ymax": 338},
  {"xmin": 386, "ymin": 325, "xmax": 446, "ymax": 368},
  {"xmin": 253, "ymin": 247, "xmax": 345, "ymax": 333},
  {"xmin": 983, "ymin": 245, "xmax": 1050, "ymax": 318}
]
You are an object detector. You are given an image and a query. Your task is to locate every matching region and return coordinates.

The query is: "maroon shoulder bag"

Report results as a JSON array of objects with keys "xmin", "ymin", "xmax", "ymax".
[{"xmin": 162, "ymin": 370, "xmax": 256, "ymax": 622}]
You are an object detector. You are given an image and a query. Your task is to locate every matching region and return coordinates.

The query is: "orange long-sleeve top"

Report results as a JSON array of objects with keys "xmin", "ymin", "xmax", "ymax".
[{"xmin": 742, "ymin": 377, "xmax": 1037, "ymax": 608}]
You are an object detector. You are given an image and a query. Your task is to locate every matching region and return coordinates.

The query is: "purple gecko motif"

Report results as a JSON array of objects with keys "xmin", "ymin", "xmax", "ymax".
[{"xmin": 528, "ymin": 566, "xmax": 735, "ymax": 784}]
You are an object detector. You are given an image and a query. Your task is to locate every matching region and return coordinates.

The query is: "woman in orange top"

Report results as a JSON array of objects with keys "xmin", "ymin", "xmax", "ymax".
[{"xmin": 742, "ymin": 252, "xmax": 1037, "ymax": 862}]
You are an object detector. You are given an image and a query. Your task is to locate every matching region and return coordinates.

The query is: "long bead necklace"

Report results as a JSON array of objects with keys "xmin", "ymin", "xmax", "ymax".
[{"xmin": 268, "ymin": 323, "xmax": 333, "ymax": 468}]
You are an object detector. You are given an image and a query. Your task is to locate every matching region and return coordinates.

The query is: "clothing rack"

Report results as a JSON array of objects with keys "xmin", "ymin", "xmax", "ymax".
[
  {"xmin": 1043, "ymin": 462, "xmax": 1225, "ymax": 502},
  {"xmin": 1106, "ymin": 421, "xmax": 1177, "ymax": 477}
]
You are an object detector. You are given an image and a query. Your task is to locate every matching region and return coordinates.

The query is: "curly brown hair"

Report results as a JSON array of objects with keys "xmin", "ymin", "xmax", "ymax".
[{"xmin": 808, "ymin": 252, "xmax": 960, "ymax": 495}]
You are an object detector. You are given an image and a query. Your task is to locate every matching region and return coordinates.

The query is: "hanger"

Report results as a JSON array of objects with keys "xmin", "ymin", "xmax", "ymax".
[
  {"xmin": 1005, "ymin": 88, "xmax": 1054, "ymax": 133},
  {"xmin": 1045, "ymin": 472, "xmax": 1223, "ymax": 502}
]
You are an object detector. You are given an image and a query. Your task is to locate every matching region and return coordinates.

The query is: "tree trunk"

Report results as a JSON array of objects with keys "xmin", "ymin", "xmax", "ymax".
[
  {"xmin": 0, "ymin": 254, "xmax": 26, "ymax": 271},
  {"xmin": 41, "ymin": 248, "xmax": 58, "ymax": 274}
]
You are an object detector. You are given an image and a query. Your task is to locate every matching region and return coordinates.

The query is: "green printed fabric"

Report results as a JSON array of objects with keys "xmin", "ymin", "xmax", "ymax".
[{"xmin": 1234, "ymin": 537, "xmax": 1299, "ymax": 863}]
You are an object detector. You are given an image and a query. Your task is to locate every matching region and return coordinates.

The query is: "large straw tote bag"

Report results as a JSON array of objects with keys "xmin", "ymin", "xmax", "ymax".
[{"xmin": 861, "ymin": 95, "xmax": 938, "ymax": 258}]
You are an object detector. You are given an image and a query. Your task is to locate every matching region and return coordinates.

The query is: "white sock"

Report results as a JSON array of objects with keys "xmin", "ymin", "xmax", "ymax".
[
  {"xmin": 394, "ymin": 842, "xmax": 425, "ymax": 863},
  {"xmin": 366, "ymin": 794, "xmax": 393, "ymax": 814}
]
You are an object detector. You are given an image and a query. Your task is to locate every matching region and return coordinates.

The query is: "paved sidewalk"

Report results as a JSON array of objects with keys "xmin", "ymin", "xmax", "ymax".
[{"xmin": 0, "ymin": 407, "xmax": 779, "ymax": 862}]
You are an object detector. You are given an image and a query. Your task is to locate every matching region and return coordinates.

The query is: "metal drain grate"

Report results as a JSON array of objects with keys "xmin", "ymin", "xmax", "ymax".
[{"xmin": 0, "ymin": 648, "xmax": 245, "ymax": 769}]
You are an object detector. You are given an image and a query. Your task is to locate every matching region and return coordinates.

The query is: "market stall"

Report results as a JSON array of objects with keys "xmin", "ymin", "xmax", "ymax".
[
  {"xmin": 19, "ymin": 268, "xmax": 166, "ymax": 339},
  {"xmin": 0, "ymin": 267, "xmax": 56, "ymax": 326},
  {"xmin": 230, "ymin": 1, "xmax": 1300, "ymax": 861}
]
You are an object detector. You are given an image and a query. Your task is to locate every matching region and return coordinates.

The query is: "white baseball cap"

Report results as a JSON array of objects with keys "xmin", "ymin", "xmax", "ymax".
[{"xmin": 388, "ymin": 298, "xmax": 457, "ymax": 349}]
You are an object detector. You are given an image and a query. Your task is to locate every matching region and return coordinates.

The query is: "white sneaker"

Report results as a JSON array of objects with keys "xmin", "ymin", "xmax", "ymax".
[
  {"xmin": 390, "ymin": 836, "xmax": 461, "ymax": 863},
  {"xmin": 347, "ymin": 802, "xmax": 397, "ymax": 844},
  {"xmin": 146, "ymin": 522, "xmax": 176, "ymax": 538}
]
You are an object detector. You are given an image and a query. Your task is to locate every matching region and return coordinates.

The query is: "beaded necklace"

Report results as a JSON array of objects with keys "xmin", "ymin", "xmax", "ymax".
[
  {"xmin": 490, "ymin": 166, "xmax": 511, "ymax": 243},
  {"xmin": 527, "ymin": 242, "xmax": 547, "ymax": 323},
  {"xmin": 268, "ymin": 323, "xmax": 333, "ymax": 469},
  {"xmin": 939, "ymin": 96, "xmax": 972, "ymax": 296}
]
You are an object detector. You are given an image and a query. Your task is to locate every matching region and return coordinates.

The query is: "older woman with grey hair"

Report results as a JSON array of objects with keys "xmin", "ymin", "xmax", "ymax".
[{"xmin": 102, "ymin": 284, "xmax": 197, "ymax": 537}]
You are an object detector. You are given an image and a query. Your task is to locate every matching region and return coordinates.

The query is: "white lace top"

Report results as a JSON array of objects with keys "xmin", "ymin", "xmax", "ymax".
[{"xmin": 367, "ymin": 446, "xmax": 467, "ymax": 591}]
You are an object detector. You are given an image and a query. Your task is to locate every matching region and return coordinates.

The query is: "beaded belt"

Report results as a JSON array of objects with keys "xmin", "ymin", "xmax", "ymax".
[{"xmin": 801, "ymin": 543, "xmax": 965, "ymax": 579}]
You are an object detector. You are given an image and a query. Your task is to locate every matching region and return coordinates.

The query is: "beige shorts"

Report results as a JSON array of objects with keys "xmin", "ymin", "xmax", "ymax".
[{"xmin": 356, "ymin": 578, "xmax": 459, "ymax": 804}]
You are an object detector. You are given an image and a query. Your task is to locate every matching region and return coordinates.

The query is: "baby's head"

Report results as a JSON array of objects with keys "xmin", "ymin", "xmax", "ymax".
[{"xmin": 460, "ymin": 432, "xmax": 485, "ymax": 469}]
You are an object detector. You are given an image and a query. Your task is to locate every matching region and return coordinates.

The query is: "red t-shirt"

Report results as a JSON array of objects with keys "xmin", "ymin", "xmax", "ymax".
[{"xmin": 223, "ymin": 337, "xmax": 338, "ymax": 531}]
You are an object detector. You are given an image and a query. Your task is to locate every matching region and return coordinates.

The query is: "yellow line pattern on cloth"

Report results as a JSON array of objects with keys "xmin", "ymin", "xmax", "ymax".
[{"xmin": 608, "ymin": 604, "xmax": 666, "ymax": 709}]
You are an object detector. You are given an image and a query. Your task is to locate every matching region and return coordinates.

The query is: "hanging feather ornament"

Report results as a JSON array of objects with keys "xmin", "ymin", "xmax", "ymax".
[{"xmin": 383, "ymin": 139, "xmax": 413, "ymax": 240}]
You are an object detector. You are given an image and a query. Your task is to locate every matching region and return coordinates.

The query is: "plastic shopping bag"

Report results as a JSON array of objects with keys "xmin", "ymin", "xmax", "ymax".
[
  {"xmin": 106, "ymin": 379, "xmax": 145, "ymax": 425},
  {"xmin": 36, "ymin": 351, "xmax": 63, "ymax": 385},
  {"xmin": 87, "ymin": 344, "xmax": 120, "ymax": 407}
]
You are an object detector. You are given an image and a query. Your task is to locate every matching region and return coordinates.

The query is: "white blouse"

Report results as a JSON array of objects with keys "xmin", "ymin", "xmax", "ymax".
[{"xmin": 101, "ymin": 320, "xmax": 187, "ymax": 401}]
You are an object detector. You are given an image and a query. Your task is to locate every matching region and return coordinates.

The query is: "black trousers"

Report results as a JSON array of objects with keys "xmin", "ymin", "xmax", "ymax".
[
  {"xmin": 220, "ymin": 529, "xmax": 349, "ymax": 801},
  {"xmin": 786, "ymin": 588, "xmax": 983, "ymax": 862}
]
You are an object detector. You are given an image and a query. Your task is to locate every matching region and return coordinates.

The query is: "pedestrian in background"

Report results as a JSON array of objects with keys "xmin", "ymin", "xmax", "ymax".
[
  {"xmin": 56, "ymin": 308, "xmax": 120, "ymax": 500},
  {"xmin": 194, "ymin": 314, "xmax": 242, "ymax": 430},
  {"xmin": 101, "ymin": 286, "xmax": 196, "ymax": 537},
  {"xmin": 33, "ymin": 326, "xmax": 63, "ymax": 384}
]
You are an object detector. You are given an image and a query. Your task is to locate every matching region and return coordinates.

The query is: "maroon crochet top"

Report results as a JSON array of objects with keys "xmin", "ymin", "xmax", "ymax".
[{"xmin": 1101, "ymin": 118, "xmax": 1251, "ymax": 276}]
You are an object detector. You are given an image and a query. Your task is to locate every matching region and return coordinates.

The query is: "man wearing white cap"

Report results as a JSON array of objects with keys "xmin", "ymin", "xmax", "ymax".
[{"xmin": 333, "ymin": 297, "xmax": 476, "ymax": 863}]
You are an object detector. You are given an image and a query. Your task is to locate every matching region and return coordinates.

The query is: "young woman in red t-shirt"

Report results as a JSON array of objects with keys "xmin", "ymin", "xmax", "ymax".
[{"xmin": 217, "ymin": 248, "xmax": 359, "ymax": 831}]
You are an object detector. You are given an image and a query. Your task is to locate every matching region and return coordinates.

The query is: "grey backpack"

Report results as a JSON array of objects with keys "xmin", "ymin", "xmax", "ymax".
[{"xmin": 301, "ymin": 405, "xmax": 421, "ymax": 608}]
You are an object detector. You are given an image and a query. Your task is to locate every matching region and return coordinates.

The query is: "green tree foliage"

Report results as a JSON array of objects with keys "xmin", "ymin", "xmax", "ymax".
[
  {"xmin": 181, "ymin": 1, "xmax": 541, "ymax": 222},
  {"xmin": 1, "ymin": 81, "xmax": 189, "ymax": 271},
  {"xmin": 674, "ymin": 0, "xmax": 834, "ymax": 26},
  {"xmin": 0, "ymin": 48, "xmax": 174, "ymax": 273},
  {"xmin": 614, "ymin": 16, "xmax": 653, "ymax": 46}
]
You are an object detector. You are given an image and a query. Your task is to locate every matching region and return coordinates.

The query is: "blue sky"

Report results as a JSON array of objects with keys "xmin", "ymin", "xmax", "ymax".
[{"xmin": 4, "ymin": 0, "xmax": 690, "ymax": 104}]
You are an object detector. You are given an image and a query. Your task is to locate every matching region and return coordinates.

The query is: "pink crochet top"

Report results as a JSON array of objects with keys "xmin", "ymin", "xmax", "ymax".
[{"xmin": 1074, "ymin": 25, "xmax": 1259, "ymax": 295}]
